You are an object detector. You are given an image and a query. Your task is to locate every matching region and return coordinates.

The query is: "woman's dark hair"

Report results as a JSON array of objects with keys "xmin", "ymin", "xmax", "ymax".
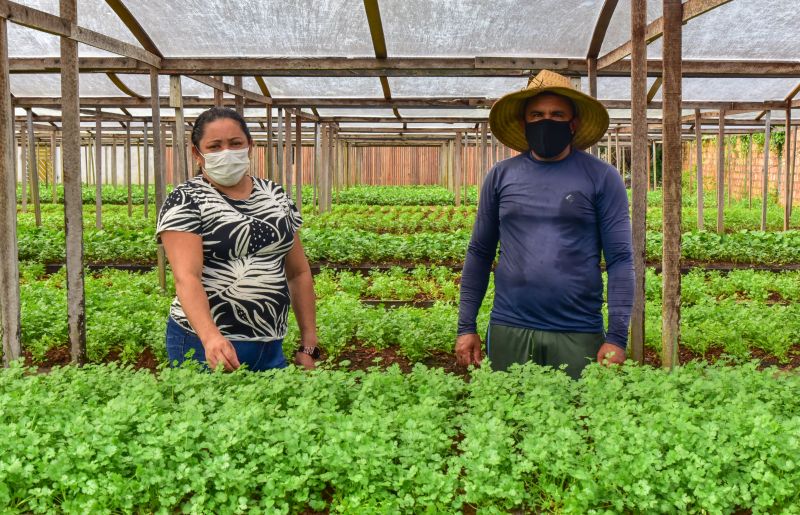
[{"xmin": 191, "ymin": 107, "xmax": 253, "ymax": 149}]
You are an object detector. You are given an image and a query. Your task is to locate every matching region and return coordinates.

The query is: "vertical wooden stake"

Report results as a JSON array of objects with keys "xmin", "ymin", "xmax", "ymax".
[
  {"xmin": 661, "ymin": 0, "xmax": 683, "ymax": 370},
  {"xmin": 285, "ymin": 109, "xmax": 293, "ymax": 198},
  {"xmin": 233, "ymin": 76, "xmax": 244, "ymax": 116},
  {"xmin": 295, "ymin": 114, "xmax": 302, "ymax": 212},
  {"xmin": 266, "ymin": 107, "xmax": 273, "ymax": 181},
  {"xmin": 747, "ymin": 134, "xmax": 753, "ymax": 209},
  {"xmin": 784, "ymin": 107, "xmax": 792, "ymax": 230},
  {"xmin": 454, "ymin": 132, "xmax": 462, "ymax": 207},
  {"xmin": 588, "ymin": 57, "xmax": 598, "ymax": 157},
  {"xmin": 125, "ymin": 124, "xmax": 132, "ymax": 217},
  {"xmin": 150, "ymin": 69, "xmax": 166, "ymax": 292},
  {"xmin": 19, "ymin": 123, "xmax": 27, "ymax": 211},
  {"xmin": 695, "ymin": 110, "xmax": 703, "ymax": 229},
  {"xmin": 169, "ymin": 75, "xmax": 187, "ymax": 183},
  {"xmin": 111, "ymin": 137, "xmax": 117, "ymax": 187},
  {"xmin": 143, "ymin": 122, "xmax": 150, "ymax": 218}
]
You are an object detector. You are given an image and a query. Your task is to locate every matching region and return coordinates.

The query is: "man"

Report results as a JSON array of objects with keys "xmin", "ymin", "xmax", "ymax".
[{"xmin": 456, "ymin": 70, "xmax": 634, "ymax": 379}]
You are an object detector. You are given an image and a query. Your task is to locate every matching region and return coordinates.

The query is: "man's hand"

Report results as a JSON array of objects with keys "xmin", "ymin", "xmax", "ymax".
[
  {"xmin": 456, "ymin": 333, "xmax": 483, "ymax": 366},
  {"xmin": 203, "ymin": 335, "xmax": 241, "ymax": 371},
  {"xmin": 597, "ymin": 343, "xmax": 626, "ymax": 365}
]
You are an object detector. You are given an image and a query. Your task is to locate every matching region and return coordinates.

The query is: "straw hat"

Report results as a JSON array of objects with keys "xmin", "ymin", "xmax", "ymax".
[{"xmin": 489, "ymin": 70, "xmax": 609, "ymax": 152}]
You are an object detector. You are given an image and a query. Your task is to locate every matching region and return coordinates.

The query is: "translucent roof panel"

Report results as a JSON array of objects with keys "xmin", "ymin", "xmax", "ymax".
[
  {"xmin": 388, "ymin": 77, "xmax": 525, "ymax": 98},
  {"xmin": 650, "ymin": 78, "xmax": 798, "ymax": 102},
  {"xmin": 398, "ymin": 108, "xmax": 489, "ymax": 118},
  {"xmin": 647, "ymin": 1, "xmax": 800, "ymax": 61},
  {"xmin": 580, "ymin": 77, "xmax": 658, "ymax": 100},
  {"xmin": 316, "ymin": 108, "xmax": 397, "ymax": 117},
  {"xmin": 381, "ymin": 0, "xmax": 604, "ymax": 58},
  {"xmin": 9, "ymin": 0, "xmax": 140, "ymax": 57},
  {"xmin": 124, "ymin": 0, "xmax": 374, "ymax": 57},
  {"xmin": 10, "ymin": 73, "xmax": 129, "ymax": 97},
  {"xmin": 250, "ymin": 77, "xmax": 384, "ymax": 98}
]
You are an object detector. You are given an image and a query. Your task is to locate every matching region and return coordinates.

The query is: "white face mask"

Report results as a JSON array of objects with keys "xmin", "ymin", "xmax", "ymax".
[{"xmin": 200, "ymin": 147, "xmax": 250, "ymax": 187}]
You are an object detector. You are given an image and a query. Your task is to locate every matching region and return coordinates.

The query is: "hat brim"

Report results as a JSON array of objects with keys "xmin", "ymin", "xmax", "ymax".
[{"xmin": 489, "ymin": 86, "xmax": 609, "ymax": 153}]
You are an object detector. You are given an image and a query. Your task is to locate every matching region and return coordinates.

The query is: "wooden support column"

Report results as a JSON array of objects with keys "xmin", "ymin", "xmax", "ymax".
[
  {"xmin": 0, "ymin": 14, "xmax": 21, "ymax": 365},
  {"xmin": 695, "ymin": 109, "xmax": 703, "ymax": 229},
  {"xmin": 169, "ymin": 75, "xmax": 187, "ymax": 183},
  {"xmin": 19, "ymin": 123, "xmax": 27, "ymax": 211},
  {"xmin": 143, "ymin": 122, "xmax": 149, "ymax": 217},
  {"xmin": 789, "ymin": 124, "xmax": 797, "ymax": 221},
  {"xmin": 94, "ymin": 108, "xmax": 103, "ymax": 229},
  {"xmin": 50, "ymin": 131, "xmax": 58, "ymax": 204},
  {"xmin": 454, "ymin": 131, "xmax": 463, "ymax": 206},
  {"xmin": 716, "ymin": 109, "xmax": 725, "ymax": 233},
  {"xmin": 313, "ymin": 122, "xmax": 320, "ymax": 211},
  {"xmin": 213, "ymin": 75, "xmax": 223, "ymax": 107},
  {"xmin": 652, "ymin": 140, "xmax": 657, "ymax": 188},
  {"xmin": 761, "ymin": 111, "xmax": 772, "ymax": 231},
  {"xmin": 233, "ymin": 76, "xmax": 244, "ymax": 115},
  {"xmin": 614, "ymin": 128, "xmax": 620, "ymax": 168},
  {"xmin": 747, "ymin": 134, "xmax": 753, "ymax": 208},
  {"xmin": 327, "ymin": 125, "xmax": 334, "ymax": 209},
  {"xmin": 479, "ymin": 122, "xmax": 487, "ymax": 198},
  {"xmin": 588, "ymin": 57, "xmax": 599, "ymax": 157},
  {"xmin": 319, "ymin": 123, "xmax": 327, "ymax": 212},
  {"xmin": 110, "ymin": 137, "xmax": 117, "ymax": 187},
  {"xmin": 60, "ymin": 0, "xmax": 86, "ymax": 364},
  {"xmin": 276, "ymin": 107, "xmax": 284, "ymax": 186},
  {"xmin": 150, "ymin": 69, "xmax": 166, "ymax": 291},
  {"xmin": 785, "ymin": 107, "xmax": 792, "ymax": 230},
  {"xmin": 285, "ymin": 109, "xmax": 293, "ymax": 198},
  {"xmin": 125, "ymin": 124, "xmax": 132, "ymax": 216},
  {"xmin": 266, "ymin": 107, "xmax": 273, "ymax": 180},
  {"xmin": 490, "ymin": 134, "xmax": 497, "ymax": 167},
  {"xmin": 295, "ymin": 114, "xmax": 302, "ymax": 212},
  {"xmin": 26, "ymin": 109, "xmax": 41, "ymax": 226},
  {"xmin": 629, "ymin": 0, "xmax": 647, "ymax": 364},
  {"xmin": 661, "ymin": 0, "xmax": 682, "ymax": 370}
]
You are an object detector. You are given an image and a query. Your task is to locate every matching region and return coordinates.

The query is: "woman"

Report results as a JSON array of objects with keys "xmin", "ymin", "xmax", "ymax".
[{"xmin": 157, "ymin": 107, "xmax": 318, "ymax": 371}]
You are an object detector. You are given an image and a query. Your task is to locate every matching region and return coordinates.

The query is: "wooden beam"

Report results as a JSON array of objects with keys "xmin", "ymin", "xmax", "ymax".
[
  {"xmin": 587, "ymin": 0, "xmax": 619, "ymax": 58},
  {"xmin": 0, "ymin": 1, "xmax": 161, "ymax": 67},
  {"xmin": 233, "ymin": 76, "xmax": 244, "ymax": 115},
  {"xmin": 187, "ymin": 75, "xmax": 272, "ymax": 105},
  {"xmin": 661, "ymin": 0, "xmax": 682, "ymax": 370},
  {"xmin": 9, "ymin": 56, "xmax": 800, "ymax": 78},
  {"xmin": 59, "ymin": 0, "xmax": 86, "ymax": 364},
  {"xmin": 254, "ymin": 76, "xmax": 272, "ymax": 98},
  {"xmin": 646, "ymin": 76, "xmax": 662, "ymax": 103},
  {"xmin": 103, "ymin": 0, "xmax": 163, "ymax": 58},
  {"xmin": 169, "ymin": 75, "xmax": 187, "ymax": 183},
  {"xmin": 598, "ymin": 0, "xmax": 733, "ymax": 69},
  {"xmin": 106, "ymin": 72, "xmax": 144, "ymax": 98},
  {"xmin": 716, "ymin": 108, "xmax": 725, "ymax": 233}
]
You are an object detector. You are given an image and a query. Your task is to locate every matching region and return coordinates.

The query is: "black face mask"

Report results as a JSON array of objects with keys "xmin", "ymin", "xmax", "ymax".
[{"xmin": 525, "ymin": 119, "xmax": 574, "ymax": 159}]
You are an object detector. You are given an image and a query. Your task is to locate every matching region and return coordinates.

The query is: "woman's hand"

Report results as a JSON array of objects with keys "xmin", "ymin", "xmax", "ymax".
[
  {"xmin": 202, "ymin": 334, "xmax": 241, "ymax": 371},
  {"xmin": 294, "ymin": 351, "xmax": 317, "ymax": 370}
]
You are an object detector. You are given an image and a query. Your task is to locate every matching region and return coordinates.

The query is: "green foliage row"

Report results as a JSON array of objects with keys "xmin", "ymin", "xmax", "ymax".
[
  {"xmin": 16, "ymin": 184, "xmax": 172, "ymax": 206},
  {"xmin": 314, "ymin": 265, "xmax": 461, "ymax": 302},
  {"xmin": 332, "ymin": 185, "xmax": 479, "ymax": 206},
  {"xmin": 1, "ymin": 361, "xmax": 799, "ymax": 513}
]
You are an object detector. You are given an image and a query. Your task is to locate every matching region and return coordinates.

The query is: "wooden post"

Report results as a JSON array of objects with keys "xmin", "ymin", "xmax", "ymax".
[
  {"xmin": 110, "ymin": 137, "xmax": 117, "ymax": 187},
  {"xmin": 695, "ymin": 110, "xmax": 703, "ymax": 229},
  {"xmin": 491, "ymin": 134, "xmax": 497, "ymax": 166},
  {"xmin": 588, "ymin": 57, "xmax": 598, "ymax": 157},
  {"xmin": 747, "ymin": 134, "xmax": 753, "ymax": 209},
  {"xmin": 789, "ymin": 124, "xmax": 797, "ymax": 221},
  {"xmin": 479, "ymin": 122, "xmax": 487, "ymax": 198},
  {"xmin": 143, "ymin": 122, "xmax": 150, "ymax": 217},
  {"xmin": 785, "ymin": 107, "xmax": 792, "ymax": 230},
  {"xmin": 454, "ymin": 132, "xmax": 463, "ymax": 206},
  {"xmin": 95, "ymin": 108, "xmax": 103, "ymax": 229},
  {"xmin": 652, "ymin": 140, "xmax": 657, "ymax": 188},
  {"xmin": 51, "ymin": 131, "xmax": 58, "ymax": 204},
  {"xmin": 661, "ymin": 0, "xmax": 682, "ymax": 370},
  {"xmin": 19, "ymin": 123, "xmax": 27, "ymax": 212},
  {"xmin": 725, "ymin": 135, "xmax": 732, "ymax": 207},
  {"xmin": 125, "ymin": 124, "xmax": 132, "ymax": 217},
  {"xmin": 0, "ymin": 14, "xmax": 21, "ymax": 365},
  {"xmin": 213, "ymin": 76, "xmax": 223, "ymax": 107},
  {"xmin": 313, "ymin": 123, "xmax": 320, "ymax": 211},
  {"xmin": 150, "ymin": 69, "xmax": 166, "ymax": 291},
  {"xmin": 233, "ymin": 76, "xmax": 244, "ymax": 116},
  {"xmin": 276, "ymin": 107, "xmax": 284, "ymax": 187},
  {"xmin": 629, "ymin": 0, "xmax": 647, "ymax": 364},
  {"xmin": 327, "ymin": 125, "xmax": 334, "ymax": 209},
  {"xmin": 319, "ymin": 123, "xmax": 327, "ymax": 213},
  {"xmin": 60, "ymin": 0, "xmax": 86, "ymax": 364},
  {"xmin": 614, "ymin": 128, "xmax": 620, "ymax": 169},
  {"xmin": 266, "ymin": 107, "xmax": 273, "ymax": 181},
  {"xmin": 716, "ymin": 109, "xmax": 725, "ymax": 233},
  {"xmin": 295, "ymin": 114, "xmax": 302, "ymax": 212},
  {"xmin": 169, "ymin": 75, "xmax": 187, "ymax": 183},
  {"xmin": 761, "ymin": 111, "xmax": 772, "ymax": 231},
  {"xmin": 285, "ymin": 109, "xmax": 293, "ymax": 198},
  {"xmin": 26, "ymin": 109, "xmax": 41, "ymax": 226}
]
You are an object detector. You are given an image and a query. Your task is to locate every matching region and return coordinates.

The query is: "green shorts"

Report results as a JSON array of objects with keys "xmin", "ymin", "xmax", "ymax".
[{"xmin": 486, "ymin": 322, "xmax": 605, "ymax": 379}]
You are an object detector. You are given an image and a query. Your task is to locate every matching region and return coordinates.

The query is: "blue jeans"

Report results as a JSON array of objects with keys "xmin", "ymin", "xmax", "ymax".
[{"xmin": 165, "ymin": 317, "xmax": 287, "ymax": 371}]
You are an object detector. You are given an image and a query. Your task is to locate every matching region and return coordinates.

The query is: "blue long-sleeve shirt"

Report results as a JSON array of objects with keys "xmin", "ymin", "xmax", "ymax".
[{"xmin": 458, "ymin": 149, "xmax": 634, "ymax": 348}]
